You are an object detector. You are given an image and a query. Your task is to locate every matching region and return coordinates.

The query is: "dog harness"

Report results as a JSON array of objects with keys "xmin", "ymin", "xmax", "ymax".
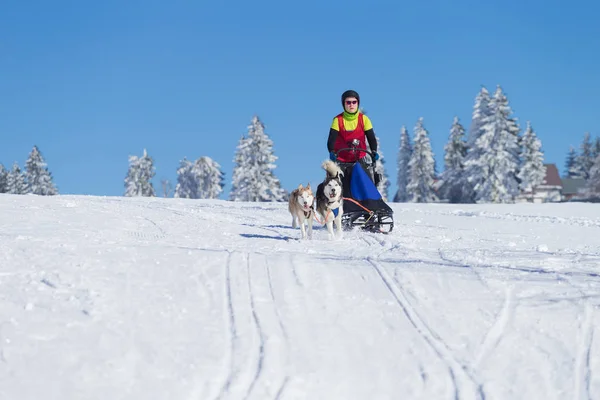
[
  {"xmin": 333, "ymin": 112, "xmax": 367, "ymax": 163},
  {"xmin": 328, "ymin": 198, "xmax": 341, "ymax": 217}
]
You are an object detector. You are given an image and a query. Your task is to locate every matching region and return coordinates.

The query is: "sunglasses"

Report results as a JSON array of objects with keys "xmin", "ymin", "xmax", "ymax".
[{"xmin": 345, "ymin": 100, "xmax": 358, "ymax": 105}]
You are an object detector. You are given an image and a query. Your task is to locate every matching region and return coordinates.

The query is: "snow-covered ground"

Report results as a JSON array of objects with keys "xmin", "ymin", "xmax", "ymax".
[{"xmin": 1, "ymin": 194, "xmax": 600, "ymax": 400}]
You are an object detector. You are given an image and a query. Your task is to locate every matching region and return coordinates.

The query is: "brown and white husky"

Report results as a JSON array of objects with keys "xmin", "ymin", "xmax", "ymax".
[{"xmin": 288, "ymin": 183, "xmax": 315, "ymax": 239}]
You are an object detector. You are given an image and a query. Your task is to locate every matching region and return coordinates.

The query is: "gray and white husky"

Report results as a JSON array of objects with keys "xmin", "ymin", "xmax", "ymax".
[
  {"xmin": 288, "ymin": 183, "xmax": 315, "ymax": 239},
  {"xmin": 316, "ymin": 160, "xmax": 344, "ymax": 240}
]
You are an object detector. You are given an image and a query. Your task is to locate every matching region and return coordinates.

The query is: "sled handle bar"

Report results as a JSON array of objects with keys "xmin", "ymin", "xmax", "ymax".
[
  {"xmin": 333, "ymin": 147, "xmax": 377, "ymax": 165},
  {"xmin": 334, "ymin": 147, "xmax": 376, "ymax": 157}
]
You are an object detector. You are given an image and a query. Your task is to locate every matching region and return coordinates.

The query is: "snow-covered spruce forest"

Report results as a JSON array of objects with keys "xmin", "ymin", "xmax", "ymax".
[
  {"xmin": 0, "ymin": 145, "xmax": 58, "ymax": 196},
  {"xmin": 3, "ymin": 85, "xmax": 600, "ymax": 203}
]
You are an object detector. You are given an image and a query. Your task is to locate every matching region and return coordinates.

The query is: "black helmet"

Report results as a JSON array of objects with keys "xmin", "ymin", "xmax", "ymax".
[{"xmin": 341, "ymin": 89, "xmax": 360, "ymax": 107}]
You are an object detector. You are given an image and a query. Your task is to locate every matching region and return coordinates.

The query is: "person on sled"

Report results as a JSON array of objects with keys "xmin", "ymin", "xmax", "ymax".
[{"xmin": 327, "ymin": 89, "xmax": 379, "ymax": 182}]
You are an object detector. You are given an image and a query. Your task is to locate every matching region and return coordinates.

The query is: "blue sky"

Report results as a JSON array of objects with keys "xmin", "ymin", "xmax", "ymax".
[{"xmin": 1, "ymin": 0, "xmax": 599, "ymax": 199}]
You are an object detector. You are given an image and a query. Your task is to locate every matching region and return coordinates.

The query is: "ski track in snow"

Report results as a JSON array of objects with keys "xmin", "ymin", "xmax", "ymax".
[
  {"xmin": 1, "ymin": 195, "xmax": 600, "ymax": 399},
  {"xmin": 574, "ymin": 302, "xmax": 594, "ymax": 400},
  {"xmin": 216, "ymin": 252, "xmax": 237, "ymax": 400},
  {"xmin": 265, "ymin": 259, "xmax": 292, "ymax": 399},
  {"xmin": 363, "ymin": 234, "xmax": 488, "ymax": 399},
  {"xmin": 424, "ymin": 208, "xmax": 600, "ymax": 229},
  {"xmin": 243, "ymin": 253, "xmax": 266, "ymax": 400},
  {"xmin": 215, "ymin": 251, "xmax": 291, "ymax": 400},
  {"xmin": 473, "ymin": 285, "xmax": 516, "ymax": 371}
]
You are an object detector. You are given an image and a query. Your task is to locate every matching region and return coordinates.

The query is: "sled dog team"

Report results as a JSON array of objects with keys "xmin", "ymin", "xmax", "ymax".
[
  {"xmin": 288, "ymin": 160, "xmax": 344, "ymax": 240},
  {"xmin": 289, "ymin": 88, "xmax": 381, "ymax": 240}
]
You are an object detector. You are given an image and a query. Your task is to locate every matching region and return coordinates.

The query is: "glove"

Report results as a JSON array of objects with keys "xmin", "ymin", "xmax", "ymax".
[
  {"xmin": 373, "ymin": 152, "xmax": 379, "ymax": 161},
  {"xmin": 329, "ymin": 151, "xmax": 337, "ymax": 161}
]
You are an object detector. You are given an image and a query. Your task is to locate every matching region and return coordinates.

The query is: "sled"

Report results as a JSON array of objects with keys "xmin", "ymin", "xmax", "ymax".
[{"xmin": 334, "ymin": 146, "xmax": 394, "ymax": 233}]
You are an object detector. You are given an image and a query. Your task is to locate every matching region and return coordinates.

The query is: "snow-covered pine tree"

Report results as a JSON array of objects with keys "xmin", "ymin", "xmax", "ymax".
[
  {"xmin": 572, "ymin": 132, "xmax": 594, "ymax": 180},
  {"xmin": 7, "ymin": 162, "xmax": 27, "ymax": 194},
  {"xmin": 24, "ymin": 145, "xmax": 58, "ymax": 195},
  {"xmin": 467, "ymin": 86, "xmax": 492, "ymax": 148},
  {"xmin": 406, "ymin": 118, "xmax": 437, "ymax": 203},
  {"xmin": 248, "ymin": 115, "xmax": 287, "ymax": 202},
  {"xmin": 517, "ymin": 121, "xmax": 545, "ymax": 199},
  {"xmin": 374, "ymin": 138, "xmax": 390, "ymax": 200},
  {"xmin": 439, "ymin": 116, "xmax": 469, "ymax": 203},
  {"xmin": 0, "ymin": 164, "xmax": 8, "ymax": 193},
  {"xmin": 462, "ymin": 86, "xmax": 492, "ymax": 201},
  {"xmin": 583, "ymin": 153, "xmax": 600, "ymax": 199},
  {"xmin": 173, "ymin": 157, "xmax": 197, "ymax": 199},
  {"xmin": 124, "ymin": 149, "xmax": 156, "ymax": 197},
  {"xmin": 565, "ymin": 146, "xmax": 578, "ymax": 178},
  {"xmin": 393, "ymin": 125, "xmax": 412, "ymax": 202},
  {"xmin": 230, "ymin": 134, "xmax": 252, "ymax": 201},
  {"xmin": 465, "ymin": 86, "xmax": 520, "ymax": 203},
  {"xmin": 364, "ymin": 134, "xmax": 390, "ymax": 200},
  {"xmin": 230, "ymin": 116, "xmax": 286, "ymax": 202},
  {"xmin": 173, "ymin": 156, "xmax": 225, "ymax": 199},
  {"xmin": 195, "ymin": 156, "xmax": 225, "ymax": 199},
  {"xmin": 593, "ymin": 136, "xmax": 600, "ymax": 161}
]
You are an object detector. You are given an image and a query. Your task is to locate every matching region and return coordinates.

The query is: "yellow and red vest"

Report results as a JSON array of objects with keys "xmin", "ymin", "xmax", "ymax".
[{"xmin": 333, "ymin": 112, "xmax": 368, "ymax": 162}]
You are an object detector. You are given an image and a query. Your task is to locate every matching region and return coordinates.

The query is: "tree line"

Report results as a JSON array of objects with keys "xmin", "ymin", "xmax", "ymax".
[
  {"xmin": 123, "ymin": 85, "xmax": 548, "ymax": 204},
  {"xmin": 0, "ymin": 146, "xmax": 58, "ymax": 195},
  {"xmin": 394, "ymin": 85, "xmax": 600, "ymax": 203},
  {"xmin": 5, "ymin": 86, "xmax": 600, "ymax": 202},
  {"xmin": 122, "ymin": 116, "xmax": 285, "ymax": 200}
]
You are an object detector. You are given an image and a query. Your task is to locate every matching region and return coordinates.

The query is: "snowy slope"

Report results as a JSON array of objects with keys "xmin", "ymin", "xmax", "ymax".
[{"xmin": 1, "ymin": 194, "xmax": 600, "ymax": 400}]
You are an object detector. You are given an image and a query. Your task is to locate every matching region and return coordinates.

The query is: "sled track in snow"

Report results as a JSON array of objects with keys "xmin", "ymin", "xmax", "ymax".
[
  {"xmin": 265, "ymin": 259, "xmax": 291, "ymax": 400},
  {"xmin": 473, "ymin": 286, "xmax": 516, "ymax": 371},
  {"xmin": 575, "ymin": 303, "xmax": 595, "ymax": 400},
  {"xmin": 411, "ymin": 208, "xmax": 600, "ymax": 230},
  {"xmin": 288, "ymin": 255, "xmax": 304, "ymax": 288},
  {"xmin": 216, "ymin": 252, "xmax": 238, "ymax": 400},
  {"xmin": 438, "ymin": 246, "xmax": 598, "ymax": 396},
  {"xmin": 437, "ymin": 249, "xmax": 491, "ymax": 291},
  {"xmin": 359, "ymin": 234, "xmax": 405, "ymax": 259},
  {"xmin": 215, "ymin": 251, "xmax": 266, "ymax": 400},
  {"xmin": 215, "ymin": 251, "xmax": 290, "ymax": 400},
  {"xmin": 475, "ymin": 211, "xmax": 600, "ymax": 229},
  {"xmin": 244, "ymin": 253, "xmax": 266, "ymax": 400},
  {"xmin": 437, "ymin": 249, "xmax": 600, "ymax": 286},
  {"xmin": 367, "ymin": 258, "xmax": 485, "ymax": 400}
]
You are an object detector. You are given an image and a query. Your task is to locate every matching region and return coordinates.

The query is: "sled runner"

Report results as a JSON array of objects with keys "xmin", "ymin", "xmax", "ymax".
[{"xmin": 334, "ymin": 146, "xmax": 394, "ymax": 233}]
